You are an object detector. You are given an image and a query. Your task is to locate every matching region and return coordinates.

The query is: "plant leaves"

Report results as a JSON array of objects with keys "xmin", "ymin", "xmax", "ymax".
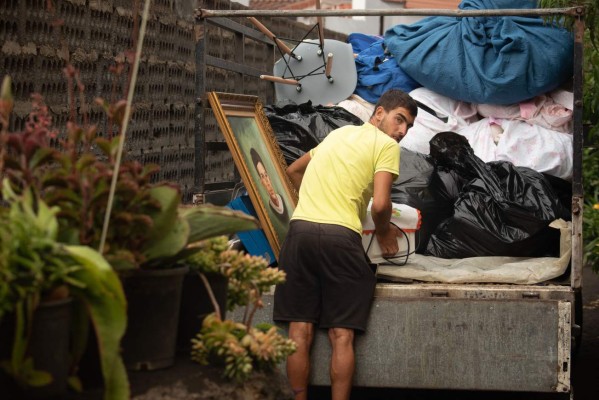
[
  {"xmin": 24, "ymin": 365, "xmax": 53, "ymax": 387},
  {"xmin": 182, "ymin": 204, "xmax": 260, "ymax": 244},
  {"xmin": 67, "ymin": 375, "xmax": 83, "ymax": 392},
  {"xmin": 64, "ymin": 245, "xmax": 129, "ymax": 400},
  {"xmin": 28, "ymin": 147, "xmax": 55, "ymax": 170},
  {"xmin": 141, "ymin": 214, "xmax": 190, "ymax": 264},
  {"xmin": 147, "ymin": 186, "xmax": 181, "ymax": 238}
]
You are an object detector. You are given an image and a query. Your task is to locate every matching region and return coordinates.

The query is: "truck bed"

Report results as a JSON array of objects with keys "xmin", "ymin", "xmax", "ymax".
[{"xmin": 242, "ymin": 282, "xmax": 573, "ymax": 393}]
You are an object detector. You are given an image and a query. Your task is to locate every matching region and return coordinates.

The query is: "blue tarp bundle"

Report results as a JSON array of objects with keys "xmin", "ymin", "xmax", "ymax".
[
  {"xmin": 348, "ymin": 33, "xmax": 421, "ymax": 104},
  {"xmin": 384, "ymin": 0, "xmax": 573, "ymax": 105}
]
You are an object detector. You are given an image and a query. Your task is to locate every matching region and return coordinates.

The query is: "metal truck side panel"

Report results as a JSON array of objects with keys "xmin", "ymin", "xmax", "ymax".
[{"xmin": 240, "ymin": 295, "xmax": 571, "ymax": 392}]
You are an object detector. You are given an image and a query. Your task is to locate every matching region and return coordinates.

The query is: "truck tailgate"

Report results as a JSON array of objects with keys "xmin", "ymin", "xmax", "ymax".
[{"xmin": 245, "ymin": 284, "xmax": 572, "ymax": 393}]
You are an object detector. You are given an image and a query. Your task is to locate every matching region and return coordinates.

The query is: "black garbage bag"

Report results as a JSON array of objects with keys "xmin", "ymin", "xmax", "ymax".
[
  {"xmin": 392, "ymin": 148, "xmax": 457, "ymax": 253},
  {"xmin": 425, "ymin": 132, "xmax": 571, "ymax": 259},
  {"xmin": 264, "ymin": 101, "xmax": 363, "ymax": 165}
]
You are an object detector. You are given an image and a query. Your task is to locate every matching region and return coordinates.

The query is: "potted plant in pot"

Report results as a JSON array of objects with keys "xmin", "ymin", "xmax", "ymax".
[
  {"xmin": 111, "ymin": 199, "xmax": 261, "ymax": 371},
  {"xmin": 0, "ymin": 182, "xmax": 128, "ymax": 399},
  {"xmin": 176, "ymin": 235, "xmax": 231, "ymax": 353},
  {"xmin": 187, "ymin": 236, "xmax": 296, "ymax": 383},
  {"xmin": 1, "ymin": 77, "xmax": 128, "ymax": 399},
  {"xmin": 0, "ymin": 73, "xmax": 261, "ymax": 375}
]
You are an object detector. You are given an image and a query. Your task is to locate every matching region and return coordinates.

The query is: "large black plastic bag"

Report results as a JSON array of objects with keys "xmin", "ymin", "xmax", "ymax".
[
  {"xmin": 425, "ymin": 131, "xmax": 570, "ymax": 259},
  {"xmin": 392, "ymin": 148, "xmax": 457, "ymax": 253},
  {"xmin": 264, "ymin": 101, "xmax": 363, "ymax": 165}
]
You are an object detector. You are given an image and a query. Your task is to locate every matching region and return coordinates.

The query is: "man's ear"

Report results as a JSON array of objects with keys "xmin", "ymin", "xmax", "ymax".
[{"xmin": 374, "ymin": 106, "xmax": 386, "ymax": 120}]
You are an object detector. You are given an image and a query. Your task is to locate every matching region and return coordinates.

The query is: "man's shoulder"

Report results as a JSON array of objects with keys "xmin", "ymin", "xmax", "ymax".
[
  {"xmin": 329, "ymin": 124, "xmax": 357, "ymax": 135},
  {"xmin": 324, "ymin": 123, "xmax": 371, "ymax": 142}
]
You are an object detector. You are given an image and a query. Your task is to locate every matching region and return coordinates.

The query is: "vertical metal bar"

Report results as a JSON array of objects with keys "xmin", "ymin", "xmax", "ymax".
[
  {"xmin": 194, "ymin": 17, "xmax": 208, "ymax": 197},
  {"xmin": 571, "ymin": 14, "xmax": 584, "ymax": 289},
  {"xmin": 235, "ymin": 25, "xmax": 244, "ymax": 92},
  {"xmin": 572, "ymin": 17, "xmax": 584, "ymax": 198},
  {"xmin": 233, "ymin": 23, "xmax": 244, "ymax": 185},
  {"xmin": 379, "ymin": 15, "xmax": 385, "ymax": 36}
]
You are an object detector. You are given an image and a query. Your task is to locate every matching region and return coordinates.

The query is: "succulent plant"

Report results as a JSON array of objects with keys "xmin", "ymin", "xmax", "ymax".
[
  {"xmin": 191, "ymin": 314, "xmax": 296, "ymax": 382},
  {"xmin": 188, "ymin": 241, "xmax": 294, "ymax": 382}
]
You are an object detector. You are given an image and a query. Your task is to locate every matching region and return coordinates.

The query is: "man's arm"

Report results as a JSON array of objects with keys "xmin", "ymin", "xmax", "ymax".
[
  {"xmin": 286, "ymin": 152, "xmax": 311, "ymax": 191},
  {"xmin": 371, "ymin": 171, "xmax": 399, "ymax": 257}
]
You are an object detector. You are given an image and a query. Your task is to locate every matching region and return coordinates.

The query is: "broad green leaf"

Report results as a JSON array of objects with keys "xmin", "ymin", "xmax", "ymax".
[
  {"xmin": 68, "ymin": 375, "xmax": 83, "ymax": 392},
  {"xmin": 147, "ymin": 185, "xmax": 181, "ymax": 237},
  {"xmin": 36, "ymin": 200, "xmax": 59, "ymax": 239},
  {"xmin": 75, "ymin": 154, "xmax": 97, "ymax": 171},
  {"xmin": 141, "ymin": 214, "xmax": 190, "ymax": 263},
  {"xmin": 182, "ymin": 204, "xmax": 260, "ymax": 244},
  {"xmin": 64, "ymin": 245, "xmax": 129, "ymax": 400},
  {"xmin": 24, "ymin": 366, "xmax": 53, "ymax": 387},
  {"xmin": 28, "ymin": 148, "xmax": 55, "ymax": 170}
]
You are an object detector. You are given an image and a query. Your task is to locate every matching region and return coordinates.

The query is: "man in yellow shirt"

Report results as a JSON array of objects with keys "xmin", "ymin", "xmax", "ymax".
[{"xmin": 273, "ymin": 89, "xmax": 418, "ymax": 400}]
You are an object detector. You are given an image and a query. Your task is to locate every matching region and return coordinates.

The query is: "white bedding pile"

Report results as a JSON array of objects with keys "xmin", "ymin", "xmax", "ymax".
[{"xmin": 338, "ymin": 87, "xmax": 575, "ymax": 181}]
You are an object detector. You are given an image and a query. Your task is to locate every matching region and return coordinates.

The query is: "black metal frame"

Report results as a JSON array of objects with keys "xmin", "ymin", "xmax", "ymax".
[{"xmin": 194, "ymin": 16, "xmax": 276, "ymax": 200}]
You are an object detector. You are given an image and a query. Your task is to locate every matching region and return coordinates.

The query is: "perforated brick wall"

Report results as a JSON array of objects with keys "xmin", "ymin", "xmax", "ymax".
[
  {"xmin": 0, "ymin": 0, "xmax": 346, "ymax": 203},
  {"xmin": 197, "ymin": 0, "xmax": 346, "ymax": 202}
]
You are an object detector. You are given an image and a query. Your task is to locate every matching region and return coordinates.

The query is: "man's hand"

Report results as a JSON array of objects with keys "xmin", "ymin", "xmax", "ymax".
[
  {"xmin": 371, "ymin": 171, "xmax": 396, "ymax": 257},
  {"xmin": 375, "ymin": 223, "xmax": 399, "ymax": 258}
]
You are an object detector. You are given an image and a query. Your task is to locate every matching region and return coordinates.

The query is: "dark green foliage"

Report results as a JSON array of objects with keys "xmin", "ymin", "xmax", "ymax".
[{"xmin": 540, "ymin": 1, "xmax": 599, "ymax": 270}]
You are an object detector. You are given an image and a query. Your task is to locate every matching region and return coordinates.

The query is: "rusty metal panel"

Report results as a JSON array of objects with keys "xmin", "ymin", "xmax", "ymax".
[
  {"xmin": 375, "ymin": 282, "xmax": 575, "ymax": 301},
  {"xmin": 241, "ymin": 295, "xmax": 571, "ymax": 393}
]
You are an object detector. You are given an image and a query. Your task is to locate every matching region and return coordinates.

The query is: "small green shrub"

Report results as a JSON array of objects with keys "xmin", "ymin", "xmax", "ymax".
[
  {"xmin": 186, "ymin": 236, "xmax": 296, "ymax": 381},
  {"xmin": 540, "ymin": 1, "xmax": 599, "ymax": 270}
]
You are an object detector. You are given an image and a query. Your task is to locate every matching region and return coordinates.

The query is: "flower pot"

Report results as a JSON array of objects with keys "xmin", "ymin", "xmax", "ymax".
[
  {"xmin": 176, "ymin": 271, "xmax": 228, "ymax": 353},
  {"xmin": 120, "ymin": 265, "xmax": 188, "ymax": 370},
  {"xmin": 0, "ymin": 297, "xmax": 73, "ymax": 399}
]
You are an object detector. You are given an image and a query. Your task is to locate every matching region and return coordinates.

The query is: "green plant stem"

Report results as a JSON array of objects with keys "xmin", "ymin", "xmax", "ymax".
[
  {"xmin": 198, "ymin": 272, "xmax": 222, "ymax": 320},
  {"xmin": 244, "ymin": 282, "xmax": 261, "ymax": 329},
  {"xmin": 99, "ymin": 0, "xmax": 151, "ymax": 254}
]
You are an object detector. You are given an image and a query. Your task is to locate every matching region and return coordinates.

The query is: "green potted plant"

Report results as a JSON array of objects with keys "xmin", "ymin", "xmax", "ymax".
[
  {"xmin": 176, "ymin": 235, "xmax": 231, "ymax": 353},
  {"xmin": 112, "ymin": 201, "xmax": 259, "ymax": 371},
  {"xmin": 0, "ymin": 70, "xmax": 261, "ymax": 375},
  {"xmin": 187, "ymin": 236, "xmax": 296, "ymax": 382},
  {"xmin": 0, "ymin": 181, "xmax": 127, "ymax": 399}
]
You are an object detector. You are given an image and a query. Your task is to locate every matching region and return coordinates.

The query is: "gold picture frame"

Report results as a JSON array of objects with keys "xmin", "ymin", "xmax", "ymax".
[{"xmin": 208, "ymin": 92, "xmax": 298, "ymax": 260}]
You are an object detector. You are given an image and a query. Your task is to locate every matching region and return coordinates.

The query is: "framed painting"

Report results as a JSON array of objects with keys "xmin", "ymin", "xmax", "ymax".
[{"xmin": 207, "ymin": 92, "xmax": 298, "ymax": 260}]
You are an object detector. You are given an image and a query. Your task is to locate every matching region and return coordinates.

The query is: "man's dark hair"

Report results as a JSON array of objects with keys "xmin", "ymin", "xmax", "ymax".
[
  {"xmin": 250, "ymin": 147, "xmax": 263, "ymax": 170},
  {"xmin": 374, "ymin": 89, "xmax": 418, "ymax": 118}
]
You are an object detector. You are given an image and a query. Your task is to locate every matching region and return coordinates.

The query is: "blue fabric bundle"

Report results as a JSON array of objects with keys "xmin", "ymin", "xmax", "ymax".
[
  {"xmin": 349, "ymin": 34, "xmax": 421, "ymax": 104},
  {"xmin": 347, "ymin": 32, "xmax": 381, "ymax": 54},
  {"xmin": 384, "ymin": 0, "xmax": 573, "ymax": 105}
]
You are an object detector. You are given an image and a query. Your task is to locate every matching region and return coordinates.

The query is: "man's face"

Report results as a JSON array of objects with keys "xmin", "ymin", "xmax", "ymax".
[
  {"xmin": 257, "ymin": 161, "xmax": 276, "ymax": 199},
  {"xmin": 375, "ymin": 106, "xmax": 415, "ymax": 143}
]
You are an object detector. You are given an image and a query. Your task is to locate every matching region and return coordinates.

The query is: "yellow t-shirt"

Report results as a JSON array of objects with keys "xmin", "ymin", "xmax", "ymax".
[{"xmin": 291, "ymin": 122, "xmax": 400, "ymax": 234}]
